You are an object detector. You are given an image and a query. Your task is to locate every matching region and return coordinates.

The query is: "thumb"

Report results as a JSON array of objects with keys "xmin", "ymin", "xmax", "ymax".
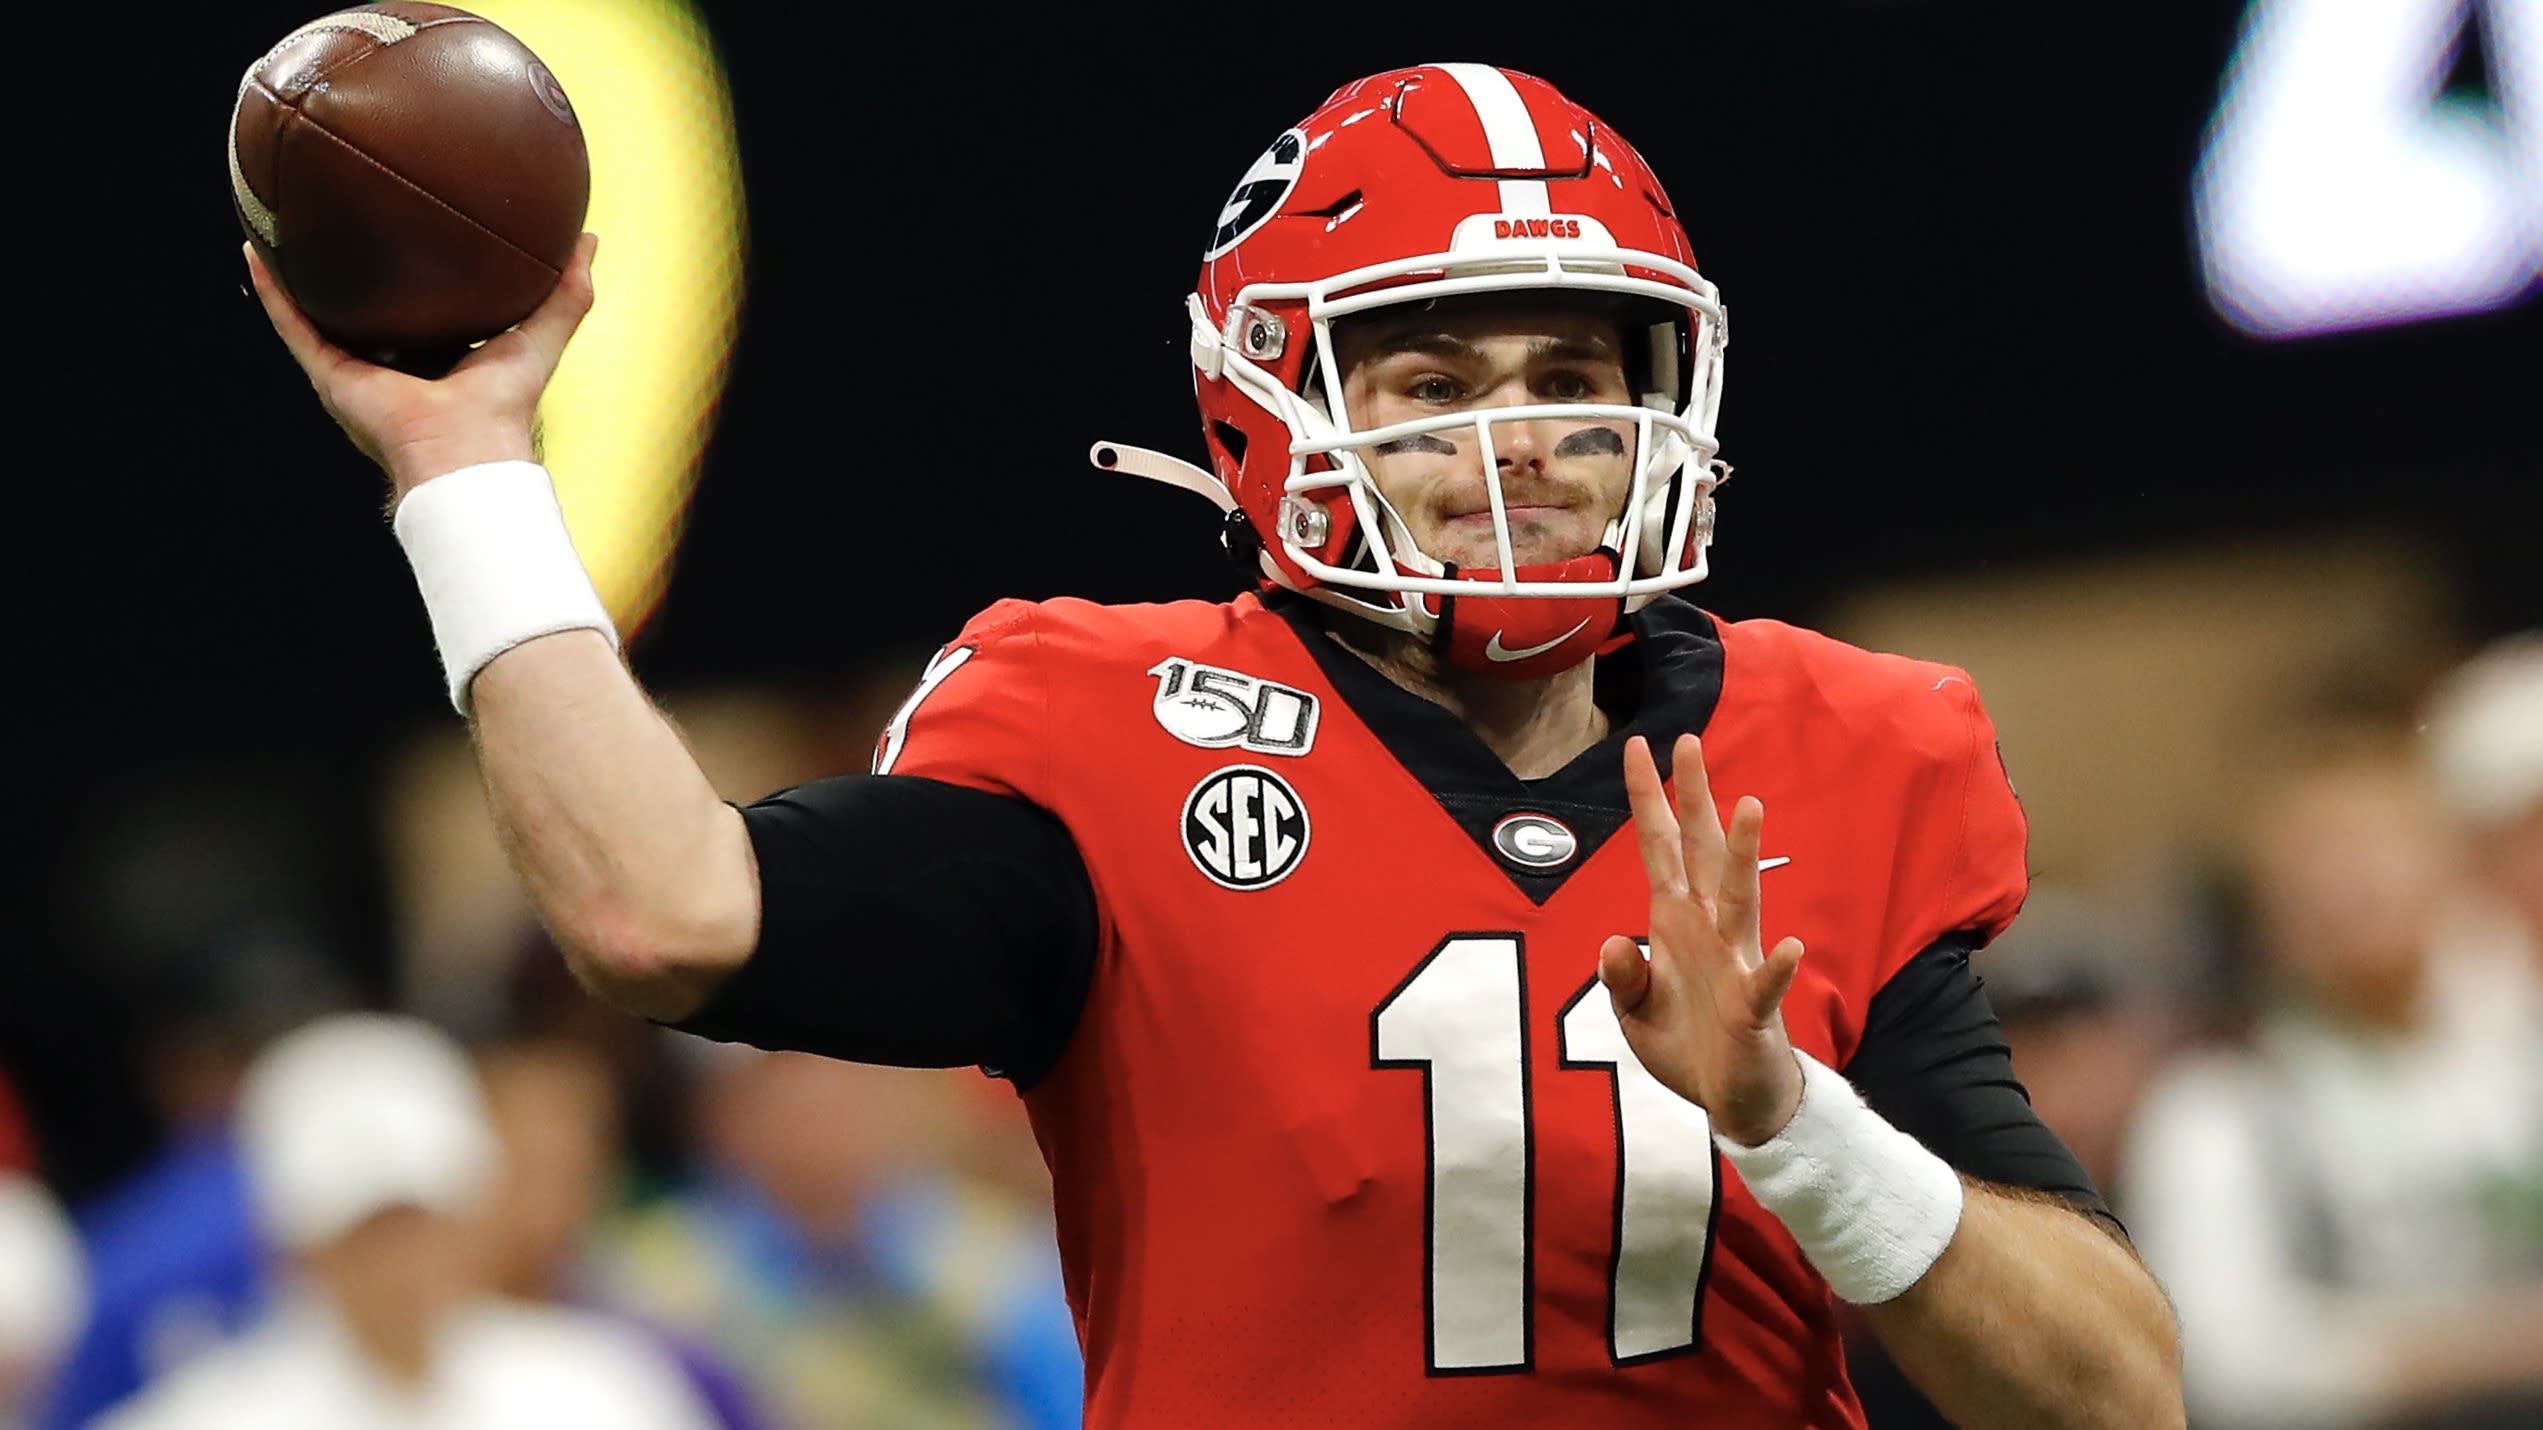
[
  {"xmin": 1750, "ymin": 936, "xmax": 1805, "ymax": 1023},
  {"xmin": 478, "ymin": 231, "xmax": 599, "ymax": 381},
  {"xmin": 1598, "ymin": 935, "xmax": 1651, "ymax": 1016}
]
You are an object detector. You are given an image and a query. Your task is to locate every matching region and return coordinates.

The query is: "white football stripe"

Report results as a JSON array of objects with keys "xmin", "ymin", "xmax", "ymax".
[
  {"xmin": 232, "ymin": 12, "xmax": 422, "ymax": 248},
  {"xmin": 228, "ymin": 95, "xmax": 278, "ymax": 246},
  {"xmin": 1433, "ymin": 62, "xmax": 1550, "ymax": 215},
  {"xmin": 268, "ymin": 12, "xmax": 419, "ymax": 53}
]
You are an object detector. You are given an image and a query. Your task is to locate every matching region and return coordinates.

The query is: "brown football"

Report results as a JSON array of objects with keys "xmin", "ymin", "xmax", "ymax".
[{"xmin": 229, "ymin": 3, "xmax": 589, "ymax": 370}]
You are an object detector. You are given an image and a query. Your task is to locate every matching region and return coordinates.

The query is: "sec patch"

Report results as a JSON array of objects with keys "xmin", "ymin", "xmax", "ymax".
[{"xmin": 1182, "ymin": 765, "xmax": 1310, "ymax": 890}]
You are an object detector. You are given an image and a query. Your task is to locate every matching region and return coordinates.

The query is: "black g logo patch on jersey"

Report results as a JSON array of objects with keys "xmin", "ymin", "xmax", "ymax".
[
  {"xmin": 1491, "ymin": 813, "xmax": 1579, "ymax": 870},
  {"xmin": 1204, "ymin": 128, "xmax": 1306, "ymax": 261},
  {"xmin": 1183, "ymin": 764, "xmax": 1310, "ymax": 890}
]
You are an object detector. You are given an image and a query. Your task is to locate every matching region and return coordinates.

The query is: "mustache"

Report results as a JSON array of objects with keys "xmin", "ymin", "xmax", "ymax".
[{"xmin": 1366, "ymin": 427, "xmax": 1629, "ymax": 459}]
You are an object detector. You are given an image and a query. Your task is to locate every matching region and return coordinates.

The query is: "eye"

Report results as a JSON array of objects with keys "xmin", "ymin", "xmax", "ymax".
[
  {"xmin": 1538, "ymin": 368, "xmax": 1601, "ymax": 401},
  {"xmin": 1407, "ymin": 373, "xmax": 1464, "ymax": 404}
]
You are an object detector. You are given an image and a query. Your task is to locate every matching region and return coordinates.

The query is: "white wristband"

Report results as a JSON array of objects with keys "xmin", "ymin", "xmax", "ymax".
[
  {"xmin": 1716, "ymin": 1049, "xmax": 1964, "ymax": 1305},
  {"xmin": 391, "ymin": 461, "xmax": 619, "ymax": 714}
]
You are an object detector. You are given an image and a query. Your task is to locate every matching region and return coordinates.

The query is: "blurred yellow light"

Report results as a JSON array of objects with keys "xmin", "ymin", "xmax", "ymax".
[{"xmin": 467, "ymin": 0, "xmax": 746, "ymax": 634}]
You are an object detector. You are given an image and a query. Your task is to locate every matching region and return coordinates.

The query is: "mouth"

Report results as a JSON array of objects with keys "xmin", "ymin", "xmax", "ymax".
[{"xmin": 1444, "ymin": 504, "xmax": 1566, "ymax": 527}]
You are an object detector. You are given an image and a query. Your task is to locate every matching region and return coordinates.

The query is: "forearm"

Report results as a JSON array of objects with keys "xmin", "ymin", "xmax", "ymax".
[
  {"xmin": 1858, "ymin": 1183, "xmax": 2182, "ymax": 1430},
  {"xmin": 470, "ymin": 628, "xmax": 757, "ymax": 1020},
  {"xmin": 246, "ymin": 236, "xmax": 743, "ymax": 1013}
]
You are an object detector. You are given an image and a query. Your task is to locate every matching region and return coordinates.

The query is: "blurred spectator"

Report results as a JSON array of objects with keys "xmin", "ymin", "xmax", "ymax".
[
  {"xmin": 0, "ymin": 1172, "xmax": 85, "ymax": 1429},
  {"xmin": 98, "ymin": 1015, "xmax": 716, "ymax": 1430},
  {"xmin": 1, "ymin": 1070, "xmax": 85, "ymax": 1428},
  {"xmin": 2424, "ymin": 635, "xmax": 2543, "ymax": 959},
  {"xmin": 1968, "ymin": 888, "xmax": 2177, "ymax": 1197},
  {"xmin": 37, "ymin": 931, "xmax": 350, "ymax": 1430},
  {"xmin": 476, "ymin": 1039, "xmax": 762, "ymax": 1429},
  {"xmin": 2421, "ymin": 633, "xmax": 2543, "ymax": 1305},
  {"xmin": 2124, "ymin": 732, "xmax": 2543, "ymax": 1429},
  {"xmin": 0, "ymin": 1076, "xmax": 31, "ymax": 1176},
  {"xmin": 599, "ymin": 1049, "xmax": 1082, "ymax": 1430}
]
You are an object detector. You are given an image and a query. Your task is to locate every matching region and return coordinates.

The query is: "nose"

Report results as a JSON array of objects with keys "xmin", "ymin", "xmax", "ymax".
[{"xmin": 1477, "ymin": 380, "xmax": 1551, "ymax": 474}]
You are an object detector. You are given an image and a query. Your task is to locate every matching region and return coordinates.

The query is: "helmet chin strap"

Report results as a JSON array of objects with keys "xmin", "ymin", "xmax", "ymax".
[
  {"xmin": 1087, "ymin": 441, "xmax": 1235, "ymax": 512},
  {"xmin": 1419, "ymin": 548, "xmax": 1625, "ymax": 680}
]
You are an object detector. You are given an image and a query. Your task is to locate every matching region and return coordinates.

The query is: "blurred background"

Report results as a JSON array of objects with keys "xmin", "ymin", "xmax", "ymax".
[{"xmin": 6, "ymin": 0, "xmax": 2538, "ymax": 1425}]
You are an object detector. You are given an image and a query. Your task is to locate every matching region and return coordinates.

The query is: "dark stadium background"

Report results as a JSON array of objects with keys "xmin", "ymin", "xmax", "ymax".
[{"xmin": 8, "ymin": 0, "xmax": 2535, "ymax": 1198}]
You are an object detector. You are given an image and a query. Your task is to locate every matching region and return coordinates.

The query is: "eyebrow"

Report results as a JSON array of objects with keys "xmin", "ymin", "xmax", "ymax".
[{"xmin": 1372, "ymin": 331, "xmax": 1619, "ymax": 364}]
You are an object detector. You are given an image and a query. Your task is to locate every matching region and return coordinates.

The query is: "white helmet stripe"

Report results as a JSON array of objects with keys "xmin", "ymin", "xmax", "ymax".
[{"xmin": 1432, "ymin": 62, "xmax": 1550, "ymax": 216}]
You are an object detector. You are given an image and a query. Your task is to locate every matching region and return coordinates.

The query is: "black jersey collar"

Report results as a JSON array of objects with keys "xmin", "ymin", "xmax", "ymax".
[{"xmin": 1264, "ymin": 590, "xmax": 1725, "ymax": 903}]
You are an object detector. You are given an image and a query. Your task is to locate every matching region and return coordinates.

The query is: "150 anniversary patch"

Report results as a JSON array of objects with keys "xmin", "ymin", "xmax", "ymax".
[{"xmin": 1150, "ymin": 658, "xmax": 1319, "ymax": 757}]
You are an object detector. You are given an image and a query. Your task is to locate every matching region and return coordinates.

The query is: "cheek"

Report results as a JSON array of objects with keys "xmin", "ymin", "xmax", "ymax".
[
  {"xmin": 1360, "ymin": 452, "xmax": 1439, "ymax": 517},
  {"xmin": 1599, "ymin": 455, "xmax": 1636, "ymax": 510},
  {"xmin": 1551, "ymin": 446, "xmax": 1635, "ymax": 515}
]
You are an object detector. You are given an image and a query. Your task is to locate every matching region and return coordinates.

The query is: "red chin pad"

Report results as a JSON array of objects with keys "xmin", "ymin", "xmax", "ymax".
[{"xmin": 1438, "ymin": 550, "xmax": 1624, "ymax": 679}]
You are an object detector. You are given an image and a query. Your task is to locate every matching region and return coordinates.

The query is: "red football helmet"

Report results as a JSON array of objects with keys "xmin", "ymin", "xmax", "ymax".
[{"xmin": 1096, "ymin": 63, "xmax": 1730, "ymax": 677}]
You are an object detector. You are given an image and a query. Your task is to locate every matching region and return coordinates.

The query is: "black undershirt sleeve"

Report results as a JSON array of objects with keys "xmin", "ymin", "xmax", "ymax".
[
  {"xmin": 1842, "ymin": 933, "xmax": 2126, "ymax": 1241},
  {"xmin": 669, "ymin": 775, "xmax": 1100, "ymax": 1088}
]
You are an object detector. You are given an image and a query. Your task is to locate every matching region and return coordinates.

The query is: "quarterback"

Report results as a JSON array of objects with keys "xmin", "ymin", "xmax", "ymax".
[{"xmin": 249, "ymin": 65, "xmax": 2182, "ymax": 1429}]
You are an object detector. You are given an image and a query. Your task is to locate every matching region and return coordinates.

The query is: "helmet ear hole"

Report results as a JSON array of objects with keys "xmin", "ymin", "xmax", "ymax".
[{"xmin": 1208, "ymin": 419, "xmax": 1250, "ymax": 480}]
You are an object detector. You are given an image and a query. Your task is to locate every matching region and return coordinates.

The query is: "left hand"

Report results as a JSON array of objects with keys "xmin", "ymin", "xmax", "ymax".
[{"xmin": 1599, "ymin": 733, "xmax": 1807, "ymax": 1147}]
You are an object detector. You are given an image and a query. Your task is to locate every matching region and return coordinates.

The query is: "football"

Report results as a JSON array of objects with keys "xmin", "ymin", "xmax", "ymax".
[{"xmin": 228, "ymin": 3, "xmax": 589, "ymax": 371}]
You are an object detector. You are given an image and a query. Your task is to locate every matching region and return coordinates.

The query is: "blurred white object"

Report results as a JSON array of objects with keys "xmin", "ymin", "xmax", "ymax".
[
  {"xmin": 2423, "ymin": 634, "xmax": 2543, "ymax": 829},
  {"xmin": 94, "ymin": 1294, "xmax": 718, "ymax": 1430},
  {"xmin": 2194, "ymin": 0, "xmax": 2542, "ymax": 336},
  {"xmin": 234, "ymin": 1014, "xmax": 499, "ymax": 1251},
  {"xmin": 0, "ymin": 1172, "xmax": 87, "ymax": 1412}
]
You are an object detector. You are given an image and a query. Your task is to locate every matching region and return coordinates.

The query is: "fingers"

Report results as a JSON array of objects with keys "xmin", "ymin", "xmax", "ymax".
[
  {"xmin": 1597, "ymin": 935, "xmax": 1651, "ymax": 1015},
  {"xmin": 1751, "ymin": 936, "xmax": 1806, "ymax": 1022},
  {"xmin": 502, "ymin": 232, "xmax": 600, "ymax": 384},
  {"xmin": 1673, "ymin": 734, "xmax": 1728, "ymax": 899},
  {"xmin": 1715, "ymin": 796, "xmax": 1766, "ymax": 960},
  {"xmin": 243, "ymin": 242, "xmax": 356, "ymax": 388},
  {"xmin": 1621, "ymin": 736, "xmax": 1686, "ymax": 892}
]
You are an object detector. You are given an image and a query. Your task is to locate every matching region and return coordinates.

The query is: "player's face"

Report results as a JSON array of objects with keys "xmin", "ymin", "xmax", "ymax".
[{"xmin": 1335, "ymin": 303, "xmax": 1636, "ymax": 572}]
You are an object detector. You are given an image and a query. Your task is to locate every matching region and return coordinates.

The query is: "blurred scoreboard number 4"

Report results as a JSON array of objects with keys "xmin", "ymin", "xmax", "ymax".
[{"xmin": 2196, "ymin": 0, "xmax": 2542, "ymax": 336}]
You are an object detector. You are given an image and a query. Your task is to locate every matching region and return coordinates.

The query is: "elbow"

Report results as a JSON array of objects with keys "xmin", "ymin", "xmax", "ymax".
[
  {"xmin": 2112, "ymin": 1397, "xmax": 2186, "ymax": 1430},
  {"xmin": 2094, "ymin": 1296, "xmax": 2186, "ymax": 1430},
  {"xmin": 2129, "ymin": 1363, "xmax": 2189, "ymax": 1430},
  {"xmin": 548, "ymin": 888, "xmax": 755, "ymax": 1024},
  {"xmin": 2051, "ymin": 1339, "xmax": 2183, "ymax": 1430}
]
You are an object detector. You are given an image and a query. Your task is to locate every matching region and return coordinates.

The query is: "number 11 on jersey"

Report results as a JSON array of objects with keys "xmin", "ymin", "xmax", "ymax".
[{"xmin": 1373, "ymin": 934, "xmax": 1722, "ymax": 1374}]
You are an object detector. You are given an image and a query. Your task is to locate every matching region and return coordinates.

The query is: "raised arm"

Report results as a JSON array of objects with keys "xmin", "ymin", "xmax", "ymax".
[
  {"xmin": 468, "ymin": 631, "xmax": 757, "ymax": 1020},
  {"xmin": 246, "ymin": 236, "xmax": 752, "ymax": 1019},
  {"xmin": 1597, "ymin": 733, "xmax": 2185, "ymax": 1429}
]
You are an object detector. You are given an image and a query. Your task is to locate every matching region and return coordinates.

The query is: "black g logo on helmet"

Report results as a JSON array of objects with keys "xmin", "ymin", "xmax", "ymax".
[{"xmin": 1204, "ymin": 129, "xmax": 1306, "ymax": 261}]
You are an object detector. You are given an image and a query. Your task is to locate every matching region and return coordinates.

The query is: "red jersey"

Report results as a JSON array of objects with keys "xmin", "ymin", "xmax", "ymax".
[{"xmin": 881, "ymin": 590, "xmax": 2027, "ymax": 1429}]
